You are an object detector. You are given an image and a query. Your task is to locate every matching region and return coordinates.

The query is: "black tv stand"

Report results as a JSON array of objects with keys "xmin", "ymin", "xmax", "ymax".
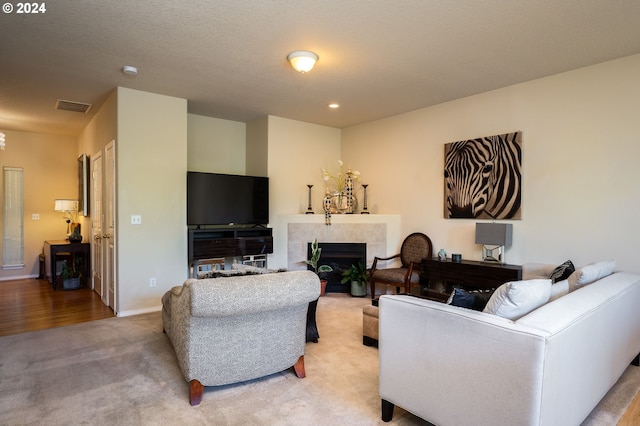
[{"xmin": 188, "ymin": 227, "xmax": 273, "ymax": 277}]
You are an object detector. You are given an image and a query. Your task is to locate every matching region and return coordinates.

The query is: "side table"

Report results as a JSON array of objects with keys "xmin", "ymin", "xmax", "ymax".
[{"xmin": 44, "ymin": 240, "xmax": 91, "ymax": 290}]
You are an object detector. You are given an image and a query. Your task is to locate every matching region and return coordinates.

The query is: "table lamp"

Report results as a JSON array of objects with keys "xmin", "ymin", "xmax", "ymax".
[
  {"xmin": 54, "ymin": 199, "xmax": 78, "ymax": 237},
  {"xmin": 475, "ymin": 222, "xmax": 512, "ymax": 263}
]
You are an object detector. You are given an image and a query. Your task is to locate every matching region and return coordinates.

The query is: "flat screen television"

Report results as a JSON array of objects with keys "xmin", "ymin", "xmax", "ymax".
[{"xmin": 187, "ymin": 172, "xmax": 269, "ymax": 226}]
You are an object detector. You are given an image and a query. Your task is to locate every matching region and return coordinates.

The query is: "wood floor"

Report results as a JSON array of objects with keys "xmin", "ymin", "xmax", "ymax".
[
  {"xmin": 619, "ymin": 389, "xmax": 640, "ymax": 425},
  {"xmin": 0, "ymin": 278, "xmax": 114, "ymax": 336},
  {"xmin": 0, "ymin": 278, "xmax": 638, "ymax": 424}
]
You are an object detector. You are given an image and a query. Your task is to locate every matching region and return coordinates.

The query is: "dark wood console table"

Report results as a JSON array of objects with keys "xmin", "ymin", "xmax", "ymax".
[
  {"xmin": 44, "ymin": 240, "xmax": 91, "ymax": 290},
  {"xmin": 420, "ymin": 258, "xmax": 522, "ymax": 302}
]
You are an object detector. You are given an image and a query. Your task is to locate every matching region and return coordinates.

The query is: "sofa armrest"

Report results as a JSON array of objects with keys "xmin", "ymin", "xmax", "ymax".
[{"xmin": 522, "ymin": 262, "xmax": 555, "ymax": 280}]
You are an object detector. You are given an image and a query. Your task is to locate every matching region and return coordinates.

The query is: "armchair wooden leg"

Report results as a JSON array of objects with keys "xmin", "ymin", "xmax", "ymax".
[
  {"xmin": 382, "ymin": 399, "xmax": 395, "ymax": 422},
  {"xmin": 293, "ymin": 355, "xmax": 306, "ymax": 378},
  {"xmin": 189, "ymin": 379, "xmax": 204, "ymax": 406},
  {"xmin": 370, "ymin": 278, "xmax": 376, "ymax": 299}
]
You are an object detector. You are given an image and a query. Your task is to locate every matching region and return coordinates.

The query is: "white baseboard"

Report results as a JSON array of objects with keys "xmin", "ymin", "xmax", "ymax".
[
  {"xmin": 116, "ymin": 305, "xmax": 162, "ymax": 317},
  {"xmin": 0, "ymin": 274, "xmax": 39, "ymax": 282}
]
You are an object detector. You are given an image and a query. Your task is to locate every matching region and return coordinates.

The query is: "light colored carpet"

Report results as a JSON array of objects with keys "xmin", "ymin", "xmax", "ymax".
[{"xmin": 0, "ymin": 294, "xmax": 637, "ymax": 425}]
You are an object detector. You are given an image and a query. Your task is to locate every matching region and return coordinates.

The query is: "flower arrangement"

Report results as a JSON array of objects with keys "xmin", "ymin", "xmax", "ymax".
[{"xmin": 321, "ymin": 160, "xmax": 361, "ymax": 193}]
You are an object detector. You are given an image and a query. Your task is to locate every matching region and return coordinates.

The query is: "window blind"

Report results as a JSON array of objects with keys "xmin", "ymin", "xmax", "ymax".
[{"xmin": 3, "ymin": 167, "xmax": 24, "ymax": 269}]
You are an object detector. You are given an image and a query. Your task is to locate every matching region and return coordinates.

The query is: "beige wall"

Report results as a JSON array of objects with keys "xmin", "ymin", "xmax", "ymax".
[
  {"xmin": 116, "ymin": 87, "xmax": 188, "ymax": 315},
  {"xmin": 78, "ymin": 90, "xmax": 117, "ymax": 160},
  {"xmin": 0, "ymin": 130, "xmax": 78, "ymax": 280},
  {"xmin": 77, "ymin": 89, "xmax": 117, "ymax": 242},
  {"xmin": 266, "ymin": 116, "xmax": 342, "ymax": 268},
  {"xmin": 246, "ymin": 117, "xmax": 268, "ymax": 176},
  {"xmin": 342, "ymin": 54, "xmax": 640, "ymax": 271},
  {"xmin": 187, "ymin": 114, "xmax": 245, "ymax": 174}
]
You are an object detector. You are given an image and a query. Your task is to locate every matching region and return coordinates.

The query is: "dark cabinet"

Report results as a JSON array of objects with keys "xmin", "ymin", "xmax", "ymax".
[
  {"xmin": 188, "ymin": 228, "xmax": 273, "ymax": 276},
  {"xmin": 420, "ymin": 258, "xmax": 522, "ymax": 301}
]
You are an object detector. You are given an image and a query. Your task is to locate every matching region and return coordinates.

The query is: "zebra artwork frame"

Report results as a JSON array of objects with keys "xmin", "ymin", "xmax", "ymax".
[{"xmin": 444, "ymin": 131, "xmax": 522, "ymax": 219}]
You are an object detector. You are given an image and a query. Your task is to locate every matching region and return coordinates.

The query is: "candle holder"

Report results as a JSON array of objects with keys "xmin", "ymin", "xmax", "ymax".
[
  {"xmin": 361, "ymin": 184, "xmax": 370, "ymax": 214},
  {"xmin": 306, "ymin": 184, "xmax": 314, "ymax": 214}
]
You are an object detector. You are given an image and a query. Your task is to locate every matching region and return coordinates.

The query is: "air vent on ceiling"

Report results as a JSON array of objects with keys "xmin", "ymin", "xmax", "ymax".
[{"xmin": 55, "ymin": 99, "xmax": 92, "ymax": 114}]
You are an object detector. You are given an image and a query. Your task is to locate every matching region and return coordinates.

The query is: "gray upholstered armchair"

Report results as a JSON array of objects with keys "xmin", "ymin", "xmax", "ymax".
[{"xmin": 162, "ymin": 270, "xmax": 320, "ymax": 405}]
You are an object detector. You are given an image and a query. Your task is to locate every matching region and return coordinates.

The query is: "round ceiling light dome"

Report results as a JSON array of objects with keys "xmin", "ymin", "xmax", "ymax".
[{"xmin": 287, "ymin": 51, "xmax": 318, "ymax": 73}]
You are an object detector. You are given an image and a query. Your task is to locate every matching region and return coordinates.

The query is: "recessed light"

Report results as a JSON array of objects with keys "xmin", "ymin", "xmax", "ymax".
[
  {"xmin": 328, "ymin": 103, "xmax": 340, "ymax": 109},
  {"xmin": 122, "ymin": 65, "xmax": 138, "ymax": 76}
]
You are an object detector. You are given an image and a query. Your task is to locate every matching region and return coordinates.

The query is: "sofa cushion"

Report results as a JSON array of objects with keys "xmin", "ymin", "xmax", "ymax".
[
  {"xmin": 483, "ymin": 279, "xmax": 552, "ymax": 320},
  {"xmin": 548, "ymin": 260, "xmax": 575, "ymax": 283},
  {"xmin": 446, "ymin": 288, "xmax": 493, "ymax": 311},
  {"xmin": 568, "ymin": 260, "xmax": 616, "ymax": 292}
]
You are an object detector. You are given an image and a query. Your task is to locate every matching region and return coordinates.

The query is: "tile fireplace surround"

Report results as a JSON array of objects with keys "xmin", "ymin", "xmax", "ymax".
[{"xmin": 273, "ymin": 214, "xmax": 401, "ymax": 271}]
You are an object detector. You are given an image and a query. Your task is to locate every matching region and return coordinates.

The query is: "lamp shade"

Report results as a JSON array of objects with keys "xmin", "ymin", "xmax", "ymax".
[
  {"xmin": 287, "ymin": 51, "xmax": 318, "ymax": 73},
  {"xmin": 475, "ymin": 223, "xmax": 512, "ymax": 247},
  {"xmin": 54, "ymin": 199, "xmax": 78, "ymax": 212}
]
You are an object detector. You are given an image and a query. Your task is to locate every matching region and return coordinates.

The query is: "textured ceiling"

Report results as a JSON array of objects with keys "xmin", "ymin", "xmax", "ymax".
[{"xmin": 1, "ymin": 0, "xmax": 640, "ymax": 136}]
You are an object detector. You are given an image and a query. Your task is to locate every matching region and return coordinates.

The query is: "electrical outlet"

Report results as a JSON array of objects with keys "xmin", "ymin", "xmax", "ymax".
[
  {"xmin": 32, "ymin": 213, "xmax": 40, "ymax": 220},
  {"xmin": 149, "ymin": 277, "xmax": 156, "ymax": 288},
  {"xmin": 131, "ymin": 215, "xmax": 142, "ymax": 225}
]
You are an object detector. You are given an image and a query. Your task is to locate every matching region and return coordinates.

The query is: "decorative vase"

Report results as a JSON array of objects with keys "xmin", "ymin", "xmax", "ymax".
[
  {"xmin": 63, "ymin": 277, "xmax": 81, "ymax": 290},
  {"xmin": 350, "ymin": 280, "xmax": 367, "ymax": 297},
  {"xmin": 69, "ymin": 226, "xmax": 83, "ymax": 243},
  {"xmin": 320, "ymin": 279, "xmax": 328, "ymax": 296},
  {"xmin": 326, "ymin": 191, "xmax": 356, "ymax": 214},
  {"xmin": 345, "ymin": 169, "xmax": 355, "ymax": 214}
]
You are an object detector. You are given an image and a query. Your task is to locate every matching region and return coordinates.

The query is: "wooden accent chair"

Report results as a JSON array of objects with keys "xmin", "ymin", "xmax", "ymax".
[{"xmin": 369, "ymin": 233, "xmax": 433, "ymax": 299}]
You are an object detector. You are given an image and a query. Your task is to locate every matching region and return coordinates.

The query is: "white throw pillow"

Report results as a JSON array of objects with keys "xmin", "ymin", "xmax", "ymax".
[
  {"xmin": 549, "ymin": 279, "xmax": 570, "ymax": 302},
  {"xmin": 568, "ymin": 260, "xmax": 616, "ymax": 292},
  {"xmin": 483, "ymin": 279, "xmax": 552, "ymax": 320}
]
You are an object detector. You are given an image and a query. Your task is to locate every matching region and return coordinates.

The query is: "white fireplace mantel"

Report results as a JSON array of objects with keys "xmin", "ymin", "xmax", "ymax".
[{"xmin": 271, "ymin": 214, "xmax": 401, "ymax": 270}]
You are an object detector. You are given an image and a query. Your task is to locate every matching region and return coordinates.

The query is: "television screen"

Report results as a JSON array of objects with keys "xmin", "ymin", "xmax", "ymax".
[{"xmin": 187, "ymin": 172, "xmax": 269, "ymax": 226}]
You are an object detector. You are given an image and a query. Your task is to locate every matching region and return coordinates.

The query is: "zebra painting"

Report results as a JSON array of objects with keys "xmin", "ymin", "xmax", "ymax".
[{"xmin": 444, "ymin": 131, "xmax": 522, "ymax": 219}]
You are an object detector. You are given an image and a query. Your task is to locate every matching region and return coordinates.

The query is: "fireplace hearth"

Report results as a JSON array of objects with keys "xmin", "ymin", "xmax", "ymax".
[{"xmin": 307, "ymin": 242, "xmax": 366, "ymax": 293}]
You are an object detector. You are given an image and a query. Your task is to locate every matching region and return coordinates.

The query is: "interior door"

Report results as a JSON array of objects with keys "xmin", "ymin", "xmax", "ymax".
[
  {"xmin": 91, "ymin": 150, "xmax": 104, "ymax": 300},
  {"xmin": 105, "ymin": 141, "xmax": 116, "ymax": 311}
]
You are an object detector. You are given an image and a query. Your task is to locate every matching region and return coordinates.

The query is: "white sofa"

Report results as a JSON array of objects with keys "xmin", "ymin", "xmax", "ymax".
[{"xmin": 378, "ymin": 266, "xmax": 640, "ymax": 425}]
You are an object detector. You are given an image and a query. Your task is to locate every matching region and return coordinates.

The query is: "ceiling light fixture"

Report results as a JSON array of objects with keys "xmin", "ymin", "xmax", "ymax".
[
  {"xmin": 122, "ymin": 65, "xmax": 138, "ymax": 76},
  {"xmin": 328, "ymin": 103, "xmax": 340, "ymax": 109},
  {"xmin": 287, "ymin": 51, "xmax": 318, "ymax": 73}
]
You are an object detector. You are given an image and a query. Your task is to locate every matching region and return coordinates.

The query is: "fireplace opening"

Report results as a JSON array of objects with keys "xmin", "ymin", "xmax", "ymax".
[{"xmin": 307, "ymin": 242, "xmax": 366, "ymax": 293}]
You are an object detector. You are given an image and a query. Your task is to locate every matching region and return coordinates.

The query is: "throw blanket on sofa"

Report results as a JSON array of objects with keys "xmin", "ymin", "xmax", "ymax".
[{"xmin": 197, "ymin": 264, "xmax": 287, "ymax": 279}]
